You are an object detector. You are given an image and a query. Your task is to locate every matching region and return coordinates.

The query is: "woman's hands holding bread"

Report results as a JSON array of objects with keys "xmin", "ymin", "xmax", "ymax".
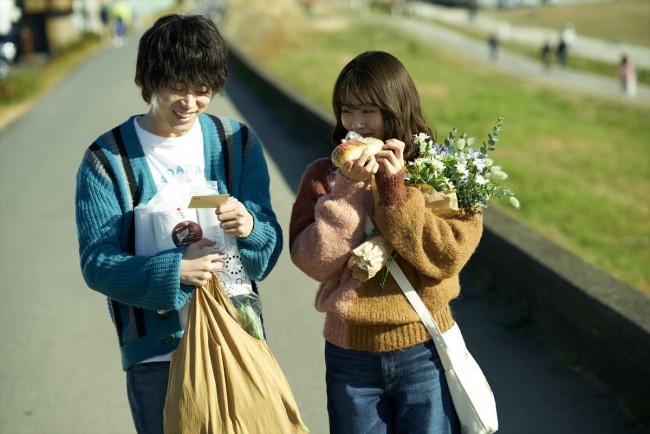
[
  {"xmin": 339, "ymin": 146, "xmax": 380, "ymax": 181},
  {"xmin": 332, "ymin": 136, "xmax": 405, "ymax": 181},
  {"xmin": 375, "ymin": 139, "xmax": 405, "ymax": 177}
]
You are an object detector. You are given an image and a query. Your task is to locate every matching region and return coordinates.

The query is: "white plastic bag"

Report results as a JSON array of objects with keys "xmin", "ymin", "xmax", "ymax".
[{"xmin": 134, "ymin": 178, "xmax": 225, "ymax": 255}]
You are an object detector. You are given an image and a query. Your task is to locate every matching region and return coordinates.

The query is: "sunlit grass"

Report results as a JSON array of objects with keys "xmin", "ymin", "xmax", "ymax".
[
  {"xmin": 236, "ymin": 20, "xmax": 650, "ymax": 294},
  {"xmin": 482, "ymin": 0, "xmax": 650, "ymax": 48}
]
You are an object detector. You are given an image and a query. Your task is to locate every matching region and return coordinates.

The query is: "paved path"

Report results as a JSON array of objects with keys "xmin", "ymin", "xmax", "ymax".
[
  {"xmin": 406, "ymin": 1, "xmax": 650, "ymax": 68},
  {"xmin": 381, "ymin": 2, "xmax": 650, "ymax": 105},
  {"xmin": 0, "ymin": 25, "xmax": 644, "ymax": 434},
  {"xmin": 0, "ymin": 33, "xmax": 327, "ymax": 434}
]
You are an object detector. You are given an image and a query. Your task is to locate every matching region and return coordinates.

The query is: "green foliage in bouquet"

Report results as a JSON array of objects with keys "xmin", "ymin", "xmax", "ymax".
[{"xmin": 406, "ymin": 117, "xmax": 520, "ymax": 214}]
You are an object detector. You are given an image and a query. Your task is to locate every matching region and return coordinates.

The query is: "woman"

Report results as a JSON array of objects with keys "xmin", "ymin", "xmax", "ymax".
[{"xmin": 289, "ymin": 51, "xmax": 483, "ymax": 434}]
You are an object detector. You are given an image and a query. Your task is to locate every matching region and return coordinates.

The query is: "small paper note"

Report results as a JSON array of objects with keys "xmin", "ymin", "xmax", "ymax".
[{"xmin": 187, "ymin": 194, "xmax": 230, "ymax": 208}]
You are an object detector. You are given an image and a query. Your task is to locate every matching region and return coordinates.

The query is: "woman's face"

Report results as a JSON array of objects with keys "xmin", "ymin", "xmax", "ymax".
[
  {"xmin": 341, "ymin": 98, "xmax": 385, "ymax": 141},
  {"xmin": 145, "ymin": 83, "xmax": 212, "ymax": 137}
]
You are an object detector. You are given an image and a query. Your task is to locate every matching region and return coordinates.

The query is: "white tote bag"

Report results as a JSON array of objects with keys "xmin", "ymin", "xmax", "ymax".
[{"xmin": 387, "ymin": 260, "xmax": 499, "ymax": 434}]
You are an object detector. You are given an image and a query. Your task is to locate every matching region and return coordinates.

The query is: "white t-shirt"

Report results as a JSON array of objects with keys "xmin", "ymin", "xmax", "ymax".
[
  {"xmin": 133, "ymin": 117, "xmax": 255, "ymax": 363},
  {"xmin": 135, "ymin": 117, "xmax": 205, "ymax": 187},
  {"xmin": 135, "ymin": 117, "xmax": 204, "ymax": 363}
]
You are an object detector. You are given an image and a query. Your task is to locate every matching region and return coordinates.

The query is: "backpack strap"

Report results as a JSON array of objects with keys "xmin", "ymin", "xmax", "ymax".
[
  {"xmin": 206, "ymin": 115, "xmax": 263, "ymax": 328},
  {"xmin": 207, "ymin": 114, "xmax": 251, "ymax": 193}
]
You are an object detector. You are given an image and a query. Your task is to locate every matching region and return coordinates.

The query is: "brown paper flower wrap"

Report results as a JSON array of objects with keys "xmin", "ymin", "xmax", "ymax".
[
  {"xmin": 410, "ymin": 184, "xmax": 460, "ymax": 218},
  {"xmin": 347, "ymin": 233, "xmax": 394, "ymax": 282}
]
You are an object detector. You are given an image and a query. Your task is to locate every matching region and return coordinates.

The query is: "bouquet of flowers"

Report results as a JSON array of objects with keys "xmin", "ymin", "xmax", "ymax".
[
  {"xmin": 348, "ymin": 118, "xmax": 519, "ymax": 283},
  {"xmin": 406, "ymin": 117, "xmax": 520, "ymax": 215}
]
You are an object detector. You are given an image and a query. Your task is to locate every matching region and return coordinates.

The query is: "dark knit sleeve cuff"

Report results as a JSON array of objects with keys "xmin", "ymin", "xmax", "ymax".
[{"xmin": 376, "ymin": 169, "xmax": 407, "ymax": 206}]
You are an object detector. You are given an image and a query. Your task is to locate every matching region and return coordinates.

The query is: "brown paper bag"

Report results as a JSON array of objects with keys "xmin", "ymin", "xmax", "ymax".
[{"xmin": 163, "ymin": 276, "xmax": 309, "ymax": 434}]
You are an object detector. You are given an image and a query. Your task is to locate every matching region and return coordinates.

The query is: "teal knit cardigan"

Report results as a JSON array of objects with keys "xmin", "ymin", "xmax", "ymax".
[{"xmin": 75, "ymin": 114, "xmax": 282, "ymax": 370}]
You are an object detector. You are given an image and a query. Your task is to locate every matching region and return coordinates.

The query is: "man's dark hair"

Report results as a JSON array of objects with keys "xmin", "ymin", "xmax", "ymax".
[{"xmin": 135, "ymin": 14, "xmax": 228, "ymax": 104}]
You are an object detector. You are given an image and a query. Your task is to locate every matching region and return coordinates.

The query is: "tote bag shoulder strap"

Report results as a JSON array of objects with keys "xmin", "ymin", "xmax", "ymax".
[
  {"xmin": 386, "ymin": 261, "xmax": 451, "ymax": 364},
  {"xmin": 365, "ymin": 217, "xmax": 451, "ymax": 366}
]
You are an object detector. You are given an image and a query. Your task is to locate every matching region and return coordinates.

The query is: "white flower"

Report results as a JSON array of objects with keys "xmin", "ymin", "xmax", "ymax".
[
  {"xmin": 476, "ymin": 175, "xmax": 488, "ymax": 185},
  {"xmin": 509, "ymin": 197, "xmax": 521, "ymax": 209},
  {"xmin": 472, "ymin": 159, "xmax": 487, "ymax": 172},
  {"xmin": 483, "ymin": 158, "xmax": 494, "ymax": 167},
  {"xmin": 415, "ymin": 132, "xmax": 430, "ymax": 142},
  {"xmin": 494, "ymin": 171, "xmax": 508, "ymax": 180},
  {"xmin": 456, "ymin": 164, "xmax": 469, "ymax": 176},
  {"xmin": 490, "ymin": 165, "xmax": 502, "ymax": 173},
  {"xmin": 432, "ymin": 159, "xmax": 445, "ymax": 171},
  {"xmin": 456, "ymin": 138, "xmax": 466, "ymax": 150}
]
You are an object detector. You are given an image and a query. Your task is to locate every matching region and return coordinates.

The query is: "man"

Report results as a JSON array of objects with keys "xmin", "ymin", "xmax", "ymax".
[{"xmin": 75, "ymin": 14, "xmax": 282, "ymax": 433}]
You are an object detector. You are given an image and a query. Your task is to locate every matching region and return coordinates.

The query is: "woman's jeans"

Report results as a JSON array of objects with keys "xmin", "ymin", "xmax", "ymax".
[
  {"xmin": 325, "ymin": 340, "xmax": 460, "ymax": 434},
  {"xmin": 126, "ymin": 361, "xmax": 170, "ymax": 434}
]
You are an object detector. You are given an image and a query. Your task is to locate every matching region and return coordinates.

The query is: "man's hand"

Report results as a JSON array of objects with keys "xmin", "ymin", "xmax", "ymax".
[
  {"xmin": 216, "ymin": 198, "xmax": 254, "ymax": 238},
  {"xmin": 180, "ymin": 239, "xmax": 224, "ymax": 287}
]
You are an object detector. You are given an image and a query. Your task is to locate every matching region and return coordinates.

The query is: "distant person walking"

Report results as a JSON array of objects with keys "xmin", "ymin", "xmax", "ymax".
[
  {"xmin": 110, "ymin": 0, "xmax": 133, "ymax": 47},
  {"xmin": 561, "ymin": 22, "xmax": 576, "ymax": 48},
  {"xmin": 99, "ymin": 3, "xmax": 112, "ymax": 46},
  {"xmin": 541, "ymin": 41, "xmax": 552, "ymax": 71},
  {"xmin": 556, "ymin": 39, "xmax": 568, "ymax": 67},
  {"xmin": 488, "ymin": 33, "xmax": 499, "ymax": 61},
  {"xmin": 618, "ymin": 55, "xmax": 637, "ymax": 98}
]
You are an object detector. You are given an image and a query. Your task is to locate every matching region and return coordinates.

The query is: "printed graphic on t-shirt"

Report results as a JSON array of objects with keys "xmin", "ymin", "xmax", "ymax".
[
  {"xmin": 134, "ymin": 117, "xmax": 205, "ymax": 190},
  {"xmin": 158, "ymin": 165, "xmax": 205, "ymax": 186}
]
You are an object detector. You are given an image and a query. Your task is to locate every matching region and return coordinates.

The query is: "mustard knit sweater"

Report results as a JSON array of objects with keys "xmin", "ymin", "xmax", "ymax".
[{"xmin": 289, "ymin": 158, "xmax": 483, "ymax": 352}]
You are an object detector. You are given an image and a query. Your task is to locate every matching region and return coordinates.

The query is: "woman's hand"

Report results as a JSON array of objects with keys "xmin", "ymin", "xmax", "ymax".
[
  {"xmin": 375, "ymin": 139, "xmax": 405, "ymax": 176},
  {"xmin": 340, "ymin": 146, "xmax": 380, "ymax": 182},
  {"xmin": 180, "ymin": 239, "xmax": 224, "ymax": 287},
  {"xmin": 216, "ymin": 197, "xmax": 254, "ymax": 238}
]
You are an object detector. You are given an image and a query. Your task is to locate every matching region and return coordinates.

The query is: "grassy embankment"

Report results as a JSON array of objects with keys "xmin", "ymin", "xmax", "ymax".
[{"xmin": 221, "ymin": 3, "xmax": 650, "ymax": 294}]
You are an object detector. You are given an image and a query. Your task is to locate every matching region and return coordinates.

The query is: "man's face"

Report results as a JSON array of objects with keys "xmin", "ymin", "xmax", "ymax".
[{"xmin": 147, "ymin": 83, "xmax": 212, "ymax": 137}]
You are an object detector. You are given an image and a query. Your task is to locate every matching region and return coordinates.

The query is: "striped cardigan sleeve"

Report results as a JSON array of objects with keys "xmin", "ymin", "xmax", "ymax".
[{"xmin": 75, "ymin": 126, "xmax": 194, "ymax": 310}]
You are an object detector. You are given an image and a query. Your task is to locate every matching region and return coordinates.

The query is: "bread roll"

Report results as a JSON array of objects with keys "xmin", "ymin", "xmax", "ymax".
[{"xmin": 331, "ymin": 136, "xmax": 384, "ymax": 168}]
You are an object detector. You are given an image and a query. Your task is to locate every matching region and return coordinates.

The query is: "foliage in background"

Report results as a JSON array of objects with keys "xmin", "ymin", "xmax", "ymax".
[{"xmin": 0, "ymin": 3, "xmax": 183, "ymax": 129}]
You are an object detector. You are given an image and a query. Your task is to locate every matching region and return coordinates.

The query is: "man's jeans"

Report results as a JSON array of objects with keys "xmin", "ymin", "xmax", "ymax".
[
  {"xmin": 126, "ymin": 362, "xmax": 170, "ymax": 434},
  {"xmin": 325, "ymin": 340, "xmax": 460, "ymax": 434}
]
